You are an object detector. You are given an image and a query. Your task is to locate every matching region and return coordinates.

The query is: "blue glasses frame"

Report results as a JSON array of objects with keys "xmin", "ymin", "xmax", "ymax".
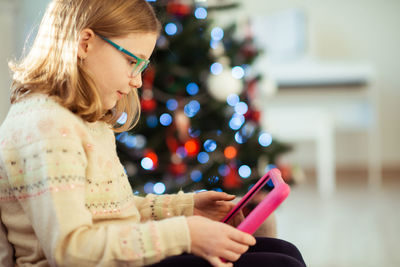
[{"xmin": 97, "ymin": 34, "xmax": 150, "ymax": 77}]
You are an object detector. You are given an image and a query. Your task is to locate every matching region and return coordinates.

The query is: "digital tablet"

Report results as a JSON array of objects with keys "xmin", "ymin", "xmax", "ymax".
[{"xmin": 221, "ymin": 168, "xmax": 290, "ymax": 234}]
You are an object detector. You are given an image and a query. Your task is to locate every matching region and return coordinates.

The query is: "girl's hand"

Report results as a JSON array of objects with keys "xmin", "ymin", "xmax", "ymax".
[
  {"xmin": 186, "ymin": 216, "xmax": 256, "ymax": 267},
  {"xmin": 193, "ymin": 191, "xmax": 236, "ymax": 221}
]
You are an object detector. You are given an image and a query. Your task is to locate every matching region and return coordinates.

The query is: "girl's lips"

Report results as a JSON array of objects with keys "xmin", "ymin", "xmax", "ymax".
[{"xmin": 117, "ymin": 91, "xmax": 123, "ymax": 99}]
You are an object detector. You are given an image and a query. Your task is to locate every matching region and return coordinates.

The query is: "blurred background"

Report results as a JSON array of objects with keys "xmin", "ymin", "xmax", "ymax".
[{"xmin": 0, "ymin": 0, "xmax": 399, "ymax": 266}]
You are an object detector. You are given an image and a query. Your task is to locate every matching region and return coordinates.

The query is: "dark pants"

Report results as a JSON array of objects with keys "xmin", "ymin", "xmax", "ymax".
[{"xmin": 148, "ymin": 237, "xmax": 306, "ymax": 266}]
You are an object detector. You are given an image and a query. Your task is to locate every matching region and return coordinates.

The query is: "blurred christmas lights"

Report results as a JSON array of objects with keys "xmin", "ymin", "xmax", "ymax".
[
  {"xmin": 190, "ymin": 170, "xmax": 203, "ymax": 182},
  {"xmin": 235, "ymin": 132, "xmax": 245, "ymax": 144},
  {"xmin": 141, "ymin": 157, "xmax": 154, "ymax": 170},
  {"xmin": 166, "ymin": 99, "xmax": 178, "ymax": 111},
  {"xmin": 227, "ymin": 94, "xmax": 240, "ymax": 106},
  {"xmin": 153, "ymin": 182, "xmax": 166, "ymax": 194},
  {"xmin": 117, "ymin": 112, "xmax": 128, "ymax": 125},
  {"xmin": 238, "ymin": 165, "xmax": 251, "ymax": 178},
  {"xmin": 218, "ymin": 164, "xmax": 230, "ymax": 176},
  {"xmin": 229, "ymin": 113, "xmax": 245, "ymax": 130},
  {"xmin": 197, "ymin": 152, "xmax": 209, "ymax": 164},
  {"xmin": 231, "ymin": 66, "xmax": 245, "ymax": 79},
  {"xmin": 184, "ymin": 100, "xmax": 200, "ymax": 117},
  {"xmin": 211, "ymin": 27, "xmax": 224, "ymax": 41},
  {"xmin": 194, "ymin": 7, "xmax": 207, "ymax": 19},
  {"xmin": 165, "ymin": 22, "xmax": 178, "ymax": 35},
  {"xmin": 210, "ymin": 62, "xmax": 223, "ymax": 75},
  {"xmin": 186, "ymin": 82, "xmax": 199, "ymax": 95},
  {"xmin": 185, "ymin": 139, "xmax": 200, "ymax": 156},
  {"xmin": 203, "ymin": 139, "xmax": 217, "ymax": 152},
  {"xmin": 234, "ymin": 102, "xmax": 248, "ymax": 115},
  {"xmin": 144, "ymin": 182, "xmax": 154, "ymax": 194},
  {"xmin": 160, "ymin": 113, "xmax": 173, "ymax": 126},
  {"xmin": 224, "ymin": 146, "xmax": 237, "ymax": 159},
  {"xmin": 258, "ymin": 132, "xmax": 273, "ymax": 147}
]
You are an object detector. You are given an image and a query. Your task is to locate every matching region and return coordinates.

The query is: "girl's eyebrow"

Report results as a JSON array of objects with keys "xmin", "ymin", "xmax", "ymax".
[
  {"xmin": 128, "ymin": 52, "xmax": 149, "ymax": 61},
  {"xmin": 137, "ymin": 53, "xmax": 148, "ymax": 60}
]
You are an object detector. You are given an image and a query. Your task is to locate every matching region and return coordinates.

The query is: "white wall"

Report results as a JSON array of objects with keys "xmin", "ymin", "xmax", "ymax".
[
  {"xmin": 0, "ymin": 0, "xmax": 49, "ymax": 123},
  {"xmin": 215, "ymin": 0, "xmax": 400, "ymax": 170},
  {"xmin": 0, "ymin": 1, "xmax": 18, "ymax": 123}
]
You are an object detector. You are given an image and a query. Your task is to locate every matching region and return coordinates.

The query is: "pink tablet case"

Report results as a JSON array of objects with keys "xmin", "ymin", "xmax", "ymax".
[{"xmin": 221, "ymin": 168, "xmax": 290, "ymax": 235}]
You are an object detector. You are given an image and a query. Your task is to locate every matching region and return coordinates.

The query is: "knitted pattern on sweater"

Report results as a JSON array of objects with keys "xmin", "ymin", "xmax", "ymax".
[{"xmin": 0, "ymin": 94, "xmax": 193, "ymax": 266}]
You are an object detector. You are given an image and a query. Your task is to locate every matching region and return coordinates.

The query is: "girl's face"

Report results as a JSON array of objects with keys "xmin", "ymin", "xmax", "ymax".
[{"xmin": 79, "ymin": 30, "xmax": 157, "ymax": 111}]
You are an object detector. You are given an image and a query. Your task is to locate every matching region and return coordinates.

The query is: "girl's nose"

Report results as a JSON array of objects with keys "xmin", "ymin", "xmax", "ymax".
[{"xmin": 129, "ymin": 74, "xmax": 142, "ymax": 89}]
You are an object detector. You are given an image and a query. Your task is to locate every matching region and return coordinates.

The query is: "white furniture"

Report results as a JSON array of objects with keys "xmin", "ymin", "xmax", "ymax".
[{"xmin": 261, "ymin": 60, "xmax": 381, "ymax": 197}]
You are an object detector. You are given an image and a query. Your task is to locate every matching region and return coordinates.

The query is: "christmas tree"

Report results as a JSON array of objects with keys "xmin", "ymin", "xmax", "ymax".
[{"xmin": 116, "ymin": 0, "xmax": 292, "ymax": 196}]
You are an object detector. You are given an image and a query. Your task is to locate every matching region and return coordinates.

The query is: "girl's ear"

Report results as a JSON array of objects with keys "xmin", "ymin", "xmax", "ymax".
[{"xmin": 77, "ymin": 28, "xmax": 96, "ymax": 60}]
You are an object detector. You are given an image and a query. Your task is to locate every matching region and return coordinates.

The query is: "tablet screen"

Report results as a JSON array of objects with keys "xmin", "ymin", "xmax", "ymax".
[{"xmin": 222, "ymin": 173, "xmax": 273, "ymax": 223}]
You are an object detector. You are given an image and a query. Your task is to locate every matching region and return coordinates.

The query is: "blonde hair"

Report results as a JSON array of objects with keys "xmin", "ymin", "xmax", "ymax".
[{"xmin": 9, "ymin": 0, "xmax": 161, "ymax": 132}]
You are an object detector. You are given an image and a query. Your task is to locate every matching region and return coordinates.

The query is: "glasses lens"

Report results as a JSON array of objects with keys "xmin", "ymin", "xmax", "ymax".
[{"xmin": 131, "ymin": 61, "xmax": 148, "ymax": 77}]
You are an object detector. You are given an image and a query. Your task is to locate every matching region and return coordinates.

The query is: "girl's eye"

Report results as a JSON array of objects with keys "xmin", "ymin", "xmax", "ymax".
[{"xmin": 128, "ymin": 59, "xmax": 137, "ymax": 66}]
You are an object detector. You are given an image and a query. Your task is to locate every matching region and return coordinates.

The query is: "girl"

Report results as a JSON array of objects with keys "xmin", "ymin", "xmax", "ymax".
[{"xmin": 0, "ymin": 0, "xmax": 305, "ymax": 266}]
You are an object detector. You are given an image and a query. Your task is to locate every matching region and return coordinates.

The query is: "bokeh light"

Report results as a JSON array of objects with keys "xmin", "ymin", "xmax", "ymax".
[
  {"xmin": 227, "ymin": 94, "xmax": 240, "ymax": 106},
  {"xmin": 141, "ymin": 157, "xmax": 154, "ymax": 170},
  {"xmin": 194, "ymin": 7, "xmax": 207, "ymax": 19},
  {"xmin": 117, "ymin": 112, "xmax": 128, "ymax": 125},
  {"xmin": 184, "ymin": 100, "xmax": 201, "ymax": 118},
  {"xmin": 160, "ymin": 113, "xmax": 173, "ymax": 126},
  {"xmin": 210, "ymin": 62, "xmax": 223, "ymax": 75},
  {"xmin": 165, "ymin": 23, "xmax": 178, "ymax": 35},
  {"xmin": 224, "ymin": 146, "xmax": 237, "ymax": 159},
  {"xmin": 204, "ymin": 139, "xmax": 217, "ymax": 152},
  {"xmin": 259, "ymin": 132, "xmax": 273, "ymax": 147},
  {"xmin": 229, "ymin": 113, "xmax": 245, "ymax": 130},
  {"xmin": 191, "ymin": 170, "xmax": 203, "ymax": 182},
  {"xmin": 186, "ymin": 82, "xmax": 199, "ymax": 95},
  {"xmin": 185, "ymin": 139, "xmax": 200, "ymax": 156},
  {"xmin": 211, "ymin": 27, "xmax": 224, "ymax": 41},
  {"xmin": 218, "ymin": 164, "xmax": 230, "ymax": 176},
  {"xmin": 197, "ymin": 152, "xmax": 210, "ymax": 164},
  {"xmin": 153, "ymin": 182, "xmax": 166, "ymax": 194},
  {"xmin": 166, "ymin": 99, "xmax": 178, "ymax": 111},
  {"xmin": 238, "ymin": 165, "xmax": 251, "ymax": 178},
  {"xmin": 235, "ymin": 132, "xmax": 245, "ymax": 144},
  {"xmin": 144, "ymin": 182, "xmax": 154, "ymax": 194},
  {"xmin": 234, "ymin": 102, "xmax": 248, "ymax": 115},
  {"xmin": 232, "ymin": 66, "xmax": 245, "ymax": 79}
]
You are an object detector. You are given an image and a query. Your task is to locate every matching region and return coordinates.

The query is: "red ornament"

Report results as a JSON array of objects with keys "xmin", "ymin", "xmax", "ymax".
[
  {"xmin": 142, "ymin": 67, "xmax": 156, "ymax": 89},
  {"xmin": 166, "ymin": 2, "xmax": 191, "ymax": 16},
  {"xmin": 166, "ymin": 136, "xmax": 179, "ymax": 153},
  {"xmin": 169, "ymin": 162, "xmax": 187, "ymax": 176},
  {"xmin": 223, "ymin": 166, "xmax": 242, "ymax": 189},
  {"xmin": 184, "ymin": 138, "xmax": 200, "ymax": 157},
  {"xmin": 141, "ymin": 98, "xmax": 157, "ymax": 112},
  {"xmin": 244, "ymin": 109, "xmax": 261, "ymax": 123}
]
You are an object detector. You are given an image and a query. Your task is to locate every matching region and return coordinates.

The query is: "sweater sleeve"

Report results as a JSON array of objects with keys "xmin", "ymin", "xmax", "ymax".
[
  {"xmin": 0, "ymin": 216, "xmax": 14, "ymax": 267},
  {"xmin": 133, "ymin": 191, "xmax": 194, "ymax": 221},
  {"xmin": 1, "ymin": 108, "xmax": 191, "ymax": 266}
]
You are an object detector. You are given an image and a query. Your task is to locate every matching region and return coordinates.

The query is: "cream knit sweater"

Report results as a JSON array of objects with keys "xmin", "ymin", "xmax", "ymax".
[{"xmin": 0, "ymin": 94, "xmax": 194, "ymax": 266}]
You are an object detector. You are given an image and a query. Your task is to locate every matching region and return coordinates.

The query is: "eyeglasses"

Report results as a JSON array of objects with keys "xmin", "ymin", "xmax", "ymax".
[{"xmin": 97, "ymin": 34, "xmax": 150, "ymax": 77}]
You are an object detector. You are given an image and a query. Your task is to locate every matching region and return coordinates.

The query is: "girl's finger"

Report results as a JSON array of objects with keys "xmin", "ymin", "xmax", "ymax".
[
  {"xmin": 210, "ymin": 191, "xmax": 235, "ymax": 201},
  {"xmin": 226, "ymin": 241, "xmax": 249, "ymax": 255},
  {"xmin": 206, "ymin": 255, "xmax": 233, "ymax": 267},
  {"xmin": 229, "ymin": 230, "xmax": 256, "ymax": 246},
  {"xmin": 219, "ymin": 249, "xmax": 241, "ymax": 262}
]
